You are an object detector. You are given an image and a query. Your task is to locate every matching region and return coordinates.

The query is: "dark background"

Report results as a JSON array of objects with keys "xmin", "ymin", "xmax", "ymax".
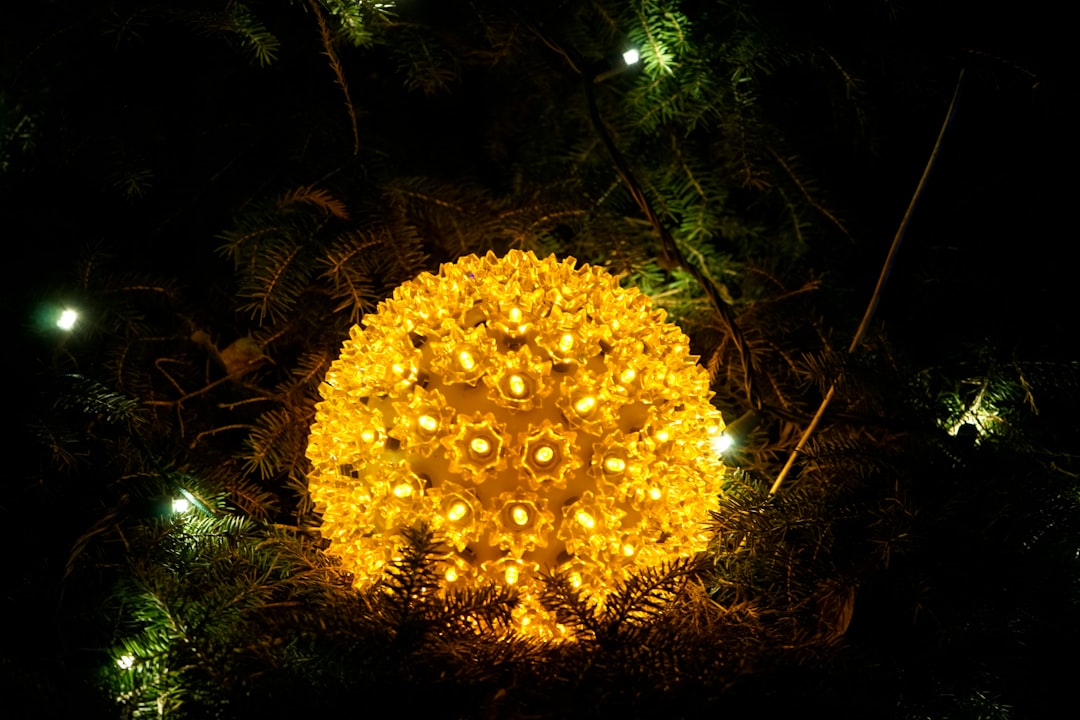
[{"xmin": 3, "ymin": 1, "xmax": 1074, "ymax": 717}]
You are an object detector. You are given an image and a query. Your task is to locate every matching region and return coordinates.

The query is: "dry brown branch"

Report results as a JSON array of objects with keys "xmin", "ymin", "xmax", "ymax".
[{"xmin": 308, "ymin": 0, "xmax": 360, "ymax": 156}]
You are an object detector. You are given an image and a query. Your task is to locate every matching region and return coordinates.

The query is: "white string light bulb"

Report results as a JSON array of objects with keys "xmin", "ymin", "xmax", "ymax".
[{"xmin": 56, "ymin": 308, "xmax": 78, "ymax": 330}]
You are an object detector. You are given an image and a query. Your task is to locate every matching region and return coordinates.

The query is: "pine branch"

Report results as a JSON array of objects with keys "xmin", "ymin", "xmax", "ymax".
[
  {"xmin": 242, "ymin": 406, "xmax": 311, "ymax": 481},
  {"xmin": 537, "ymin": 570, "xmax": 602, "ymax": 640},
  {"xmin": 435, "ymin": 583, "xmax": 518, "ymax": 636},
  {"xmin": 278, "ymin": 184, "xmax": 350, "ymax": 219},
  {"xmin": 240, "ymin": 240, "xmax": 306, "ymax": 323},
  {"xmin": 307, "ymin": 0, "xmax": 360, "ymax": 155},
  {"xmin": 598, "ymin": 557, "xmax": 700, "ymax": 639},
  {"xmin": 53, "ymin": 373, "xmax": 146, "ymax": 428},
  {"xmin": 182, "ymin": 3, "xmax": 280, "ymax": 67},
  {"xmin": 767, "ymin": 149, "xmax": 849, "ymax": 236},
  {"xmin": 368, "ymin": 524, "xmax": 447, "ymax": 639},
  {"xmin": 282, "ymin": 351, "xmax": 331, "ymax": 398},
  {"xmin": 388, "ymin": 24, "xmax": 459, "ymax": 95},
  {"xmin": 320, "ymin": 230, "xmax": 382, "ymax": 322}
]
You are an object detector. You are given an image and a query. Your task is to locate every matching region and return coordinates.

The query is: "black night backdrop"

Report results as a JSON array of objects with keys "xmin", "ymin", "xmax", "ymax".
[{"xmin": 4, "ymin": 1, "xmax": 1076, "ymax": 718}]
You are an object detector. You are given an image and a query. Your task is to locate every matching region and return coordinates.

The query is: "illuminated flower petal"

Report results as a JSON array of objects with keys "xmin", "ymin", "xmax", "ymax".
[
  {"xmin": 518, "ymin": 419, "xmax": 580, "ymax": 491},
  {"xmin": 487, "ymin": 491, "xmax": 555, "ymax": 558},
  {"xmin": 483, "ymin": 345, "xmax": 553, "ymax": 412},
  {"xmin": 389, "ymin": 386, "xmax": 455, "ymax": 457},
  {"xmin": 443, "ymin": 412, "xmax": 510, "ymax": 482}
]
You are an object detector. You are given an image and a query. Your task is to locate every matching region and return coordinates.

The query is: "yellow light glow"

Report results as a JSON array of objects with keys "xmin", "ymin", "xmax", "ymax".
[
  {"xmin": 510, "ymin": 505, "xmax": 531, "ymax": 526},
  {"xmin": 306, "ymin": 250, "xmax": 729, "ymax": 637},
  {"xmin": 469, "ymin": 437, "xmax": 492, "ymax": 456},
  {"xmin": 603, "ymin": 456, "xmax": 626, "ymax": 474},
  {"xmin": 508, "ymin": 374, "xmax": 528, "ymax": 397},
  {"xmin": 623, "ymin": 48, "xmax": 640, "ymax": 65},
  {"xmin": 575, "ymin": 510, "xmax": 596, "ymax": 529},
  {"xmin": 533, "ymin": 446, "xmax": 555, "ymax": 465},
  {"xmin": 574, "ymin": 396, "xmax": 596, "ymax": 415},
  {"xmin": 171, "ymin": 497, "xmax": 190, "ymax": 514}
]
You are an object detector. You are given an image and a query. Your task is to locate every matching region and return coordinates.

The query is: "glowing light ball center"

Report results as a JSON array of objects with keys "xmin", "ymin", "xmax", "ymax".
[{"xmin": 306, "ymin": 250, "xmax": 728, "ymax": 633}]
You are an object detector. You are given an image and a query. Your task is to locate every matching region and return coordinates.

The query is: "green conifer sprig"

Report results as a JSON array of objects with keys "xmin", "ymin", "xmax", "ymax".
[
  {"xmin": 182, "ymin": 3, "xmax": 281, "ymax": 67},
  {"xmin": 52, "ymin": 373, "xmax": 146, "ymax": 429},
  {"xmin": 367, "ymin": 525, "xmax": 519, "ymax": 643},
  {"xmin": 320, "ymin": 0, "xmax": 396, "ymax": 47}
]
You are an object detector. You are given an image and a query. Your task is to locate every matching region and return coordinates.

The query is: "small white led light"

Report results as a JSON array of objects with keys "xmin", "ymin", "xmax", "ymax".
[
  {"xmin": 57, "ymin": 309, "xmax": 78, "ymax": 330},
  {"xmin": 171, "ymin": 497, "xmax": 191, "ymax": 514},
  {"xmin": 622, "ymin": 48, "xmax": 640, "ymax": 66},
  {"xmin": 710, "ymin": 433, "xmax": 734, "ymax": 454},
  {"xmin": 711, "ymin": 410, "xmax": 760, "ymax": 455}
]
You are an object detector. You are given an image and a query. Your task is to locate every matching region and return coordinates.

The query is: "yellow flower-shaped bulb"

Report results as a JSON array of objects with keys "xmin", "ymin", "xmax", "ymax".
[{"xmin": 306, "ymin": 250, "xmax": 728, "ymax": 636}]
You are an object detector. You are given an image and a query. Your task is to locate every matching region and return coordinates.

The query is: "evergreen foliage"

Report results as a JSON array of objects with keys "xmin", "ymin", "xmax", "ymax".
[{"xmin": 5, "ymin": 0, "xmax": 1075, "ymax": 718}]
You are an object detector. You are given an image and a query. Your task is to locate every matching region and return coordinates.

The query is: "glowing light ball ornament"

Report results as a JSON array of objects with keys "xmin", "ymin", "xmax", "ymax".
[{"xmin": 306, "ymin": 250, "xmax": 728, "ymax": 634}]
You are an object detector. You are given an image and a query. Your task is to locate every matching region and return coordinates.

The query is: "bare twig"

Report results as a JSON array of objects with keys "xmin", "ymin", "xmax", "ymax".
[
  {"xmin": 769, "ymin": 69, "xmax": 966, "ymax": 496},
  {"xmin": 583, "ymin": 77, "xmax": 761, "ymax": 409}
]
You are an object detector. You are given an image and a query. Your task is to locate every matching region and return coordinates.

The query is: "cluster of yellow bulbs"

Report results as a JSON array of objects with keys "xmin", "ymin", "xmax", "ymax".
[{"xmin": 306, "ymin": 250, "xmax": 728, "ymax": 634}]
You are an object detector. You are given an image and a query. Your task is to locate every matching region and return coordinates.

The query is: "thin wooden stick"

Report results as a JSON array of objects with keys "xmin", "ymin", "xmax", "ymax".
[
  {"xmin": 769, "ymin": 69, "xmax": 966, "ymax": 497},
  {"xmin": 583, "ymin": 78, "xmax": 761, "ymax": 410}
]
